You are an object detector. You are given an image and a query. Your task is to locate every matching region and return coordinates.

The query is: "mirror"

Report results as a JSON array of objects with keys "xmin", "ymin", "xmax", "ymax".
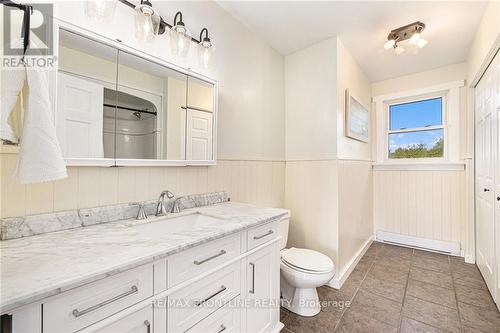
[
  {"xmin": 55, "ymin": 28, "xmax": 216, "ymax": 165},
  {"xmin": 186, "ymin": 77, "xmax": 215, "ymax": 160},
  {"xmin": 57, "ymin": 29, "xmax": 118, "ymax": 161},
  {"xmin": 116, "ymin": 51, "xmax": 188, "ymax": 161}
]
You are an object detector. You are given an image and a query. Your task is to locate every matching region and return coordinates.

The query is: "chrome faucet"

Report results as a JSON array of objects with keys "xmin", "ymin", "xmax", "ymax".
[{"xmin": 156, "ymin": 190, "xmax": 175, "ymax": 216}]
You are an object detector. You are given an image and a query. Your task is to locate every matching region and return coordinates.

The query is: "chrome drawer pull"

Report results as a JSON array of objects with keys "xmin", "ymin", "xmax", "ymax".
[
  {"xmin": 195, "ymin": 285, "xmax": 227, "ymax": 306},
  {"xmin": 193, "ymin": 250, "xmax": 226, "ymax": 265},
  {"xmin": 217, "ymin": 324, "xmax": 227, "ymax": 333},
  {"xmin": 253, "ymin": 230, "xmax": 273, "ymax": 240},
  {"xmin": 249, "ymin": 262, "xmax": 255, "ymax": 294},
  {"xmin": 71, "ymin": 285, "xmax": 138, "ymax": 317}
]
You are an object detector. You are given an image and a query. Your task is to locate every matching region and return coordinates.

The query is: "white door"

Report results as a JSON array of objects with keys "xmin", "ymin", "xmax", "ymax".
[
  {"xmin": 94, "ymin": 305, "xmax": 153, "ymax": 333},
  {"xmin": 56, "ymin": 72, "xmax": 104, "ymax": 158},
  {"xmin": 475, "ymin": 52, "xmax": 499, "ymax": 303},
  {"xmin": 246, "ymin": 243, "xmax": 279, "ymax": 333},
  {"xmin": 493, "ymin": 52, "xmax": 500, "ymax": 306},
  {"xmin": 186, "ymin": 109, "xmax": 213, "ymax": 160}
]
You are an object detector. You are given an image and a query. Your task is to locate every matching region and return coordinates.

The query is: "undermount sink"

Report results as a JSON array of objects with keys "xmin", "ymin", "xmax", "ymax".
[{"xmin": 129, "ymin": 213, "xmax": 226, "ymax": 235}]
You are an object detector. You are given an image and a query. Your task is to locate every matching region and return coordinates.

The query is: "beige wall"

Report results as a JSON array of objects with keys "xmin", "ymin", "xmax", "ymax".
[
  {"xmin": 466, "ymin": 1, "xmax": 500, "ymax": 84},
  {"xmin": 336, "ymin": 39, "xmax": 372, "ymax": 161},
  {"xmin": 335, "ymin": 39, "xmax": 373, "ymax": 275},
  {"xmin": 284, "ymin": 37, "xmax": 373, "ymax": 280},
  {"xmin": 0, "ymin": 1, "xmax": 286, "ymax": 218},
  {"xmin": 285, "ymin": 38, "xmax": 337, "ymax": 160}
]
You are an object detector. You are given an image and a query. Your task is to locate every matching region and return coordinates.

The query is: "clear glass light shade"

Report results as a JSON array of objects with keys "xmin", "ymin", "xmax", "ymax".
[
  {"xmin": 384, "ymin": 39, "xmax": 396, "ymax": 50},
  {"xmin": 169, "ymin": 25, "xmax": 191, "ymax": 57},
  {"xmin": 409, "ymin": 32, "xmax": 421, "ymax": 45},
  {"xmin": 134, "ymin": 4, "xmax": 160, "ymax": 42},
  {"xmin": 394, "ymin": 45, "xmax": 405, "ymax": 55},
  {"xmin": 198, "ymin": 40, "xmax": 215, "ymax": 69},
  {"xmin": 417, "ymin": 38, "xmax": 428, "ymax": 48},
  {"xmin": 86, "ymin": 0, "xmax": 117, "ymax": 23}
]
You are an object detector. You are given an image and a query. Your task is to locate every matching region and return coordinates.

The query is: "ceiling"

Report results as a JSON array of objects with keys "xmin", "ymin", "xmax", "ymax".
[{"xmin": 217, "ymin": 1, "xmax": 487, "ymax": 82}]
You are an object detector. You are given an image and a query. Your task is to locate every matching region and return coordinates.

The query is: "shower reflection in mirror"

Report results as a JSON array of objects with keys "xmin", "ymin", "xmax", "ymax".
[{"xmin": 56, "ymin": 28, "xmax": 215, "ymax": 164}]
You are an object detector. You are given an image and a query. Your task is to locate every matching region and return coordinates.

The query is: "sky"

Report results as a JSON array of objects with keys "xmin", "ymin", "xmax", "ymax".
[{"xmin": 389, "ymin": 98, "xmax": 443, "ymax": 152}]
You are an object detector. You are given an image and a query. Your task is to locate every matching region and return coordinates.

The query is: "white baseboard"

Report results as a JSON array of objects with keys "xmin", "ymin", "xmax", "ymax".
[
  {"xmin": 465, "ymin": 254, "xmax": 475, "ymax": 264},
  {"xmin": 376, "ymin": 230, "xmax": 461, "ymax": 256},
  {"xmin": 327, "ymin": 236, "xmax": 374, "ymax": 289}
]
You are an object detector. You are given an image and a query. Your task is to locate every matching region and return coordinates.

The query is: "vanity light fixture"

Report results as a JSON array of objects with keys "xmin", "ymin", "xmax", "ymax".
[
  {"xmin": 85, "ymin": 0, "xmax": 216, "ymax": 67},
  {"xmin": 170, "ymin": 12, "xmax": 191, "ymax": 57},
  {"xmin": 198, "ymin": 28, "xmax": 215, "ymax": 69},
  {"xmin": 384, "ymin": 21, "xmax": 428, "ymax": 55}
]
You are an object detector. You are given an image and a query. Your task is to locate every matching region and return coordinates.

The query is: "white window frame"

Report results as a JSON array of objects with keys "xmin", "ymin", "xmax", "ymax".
[
  {"xmin": 373, "ymin": 80, "xmax": 464, "ymax": 169},
  {"xmin": 386, "ymin": 91, "xmax": 448, "ymax": 162}
]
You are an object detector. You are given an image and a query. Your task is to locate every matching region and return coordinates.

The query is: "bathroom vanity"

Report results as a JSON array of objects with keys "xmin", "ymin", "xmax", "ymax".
[{"xmin": 0, "ymin": 201, "xmax": 288, "ymax": 333}]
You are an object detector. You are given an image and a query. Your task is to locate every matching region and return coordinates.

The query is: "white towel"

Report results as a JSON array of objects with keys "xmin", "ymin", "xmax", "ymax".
[{"xmin": 1, "ymin": 39, "xmax": 67, "ymax": 184}]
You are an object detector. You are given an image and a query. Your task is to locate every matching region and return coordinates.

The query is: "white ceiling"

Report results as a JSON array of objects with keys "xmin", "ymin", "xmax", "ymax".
[{"xmin": 217, "ymin": 1, "xmax": 487, "ymax": 82}]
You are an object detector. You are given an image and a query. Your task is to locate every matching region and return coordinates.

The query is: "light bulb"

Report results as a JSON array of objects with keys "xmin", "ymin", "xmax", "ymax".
[
  {"xmin": 384, "ymin": 39, "xmax": 396, "ymax": 50},
  {"xmin": 417, "ymin": 38, "xmax": 428, "ymax": 48},
  {"xmin": 409, "ymin": 32, "xmax": 421, "ymax": 45},
  {"xmin": 86, "ymin": 0, "xmax": 117, "ymax": 23},
  {"xmin": 394, "ymin": 45, "xmax": 405, "ymax": 55}
]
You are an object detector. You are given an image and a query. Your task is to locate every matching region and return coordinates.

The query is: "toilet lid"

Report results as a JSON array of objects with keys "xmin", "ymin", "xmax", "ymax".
[{"xmin": 281, "ymin": 247, "xmax": 334, "ymax": 273}]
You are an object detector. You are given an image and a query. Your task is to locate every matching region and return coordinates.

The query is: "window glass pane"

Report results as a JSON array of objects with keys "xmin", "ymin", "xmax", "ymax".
[
  {"xmin": 389, "ymin": 129, "xmax": 444, "ymax": 159},
  {"xmin": 389, "ymin": 97, "xmax": 442, "ymax": 130}
]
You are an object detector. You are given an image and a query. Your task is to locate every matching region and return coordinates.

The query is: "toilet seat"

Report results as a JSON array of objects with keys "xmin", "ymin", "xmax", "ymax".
[{"xmin": 281, "ymin": 247, "xmax": 334, "ymax": 274}]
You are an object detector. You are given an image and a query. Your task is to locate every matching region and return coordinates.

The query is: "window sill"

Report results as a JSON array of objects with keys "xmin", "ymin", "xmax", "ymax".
[{"xmin": 372, "ymin": 162, "xmax": 465, "ymax": 171}]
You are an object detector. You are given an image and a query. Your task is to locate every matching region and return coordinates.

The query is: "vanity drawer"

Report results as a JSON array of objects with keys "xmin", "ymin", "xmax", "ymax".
[
  {"xmin": 168, "ymin": 234, "xmax": 241, "ymax": 287},
  {"xmin": 247, "ymin": 221, "xmax": 278, "ymax": 250},
  {"xmin": 186, "ymin": 302, "xmax": 241, "ymax": 333},
  {"xmin": 43, "ymin": 263, "xmax": 154, "ymax": 333},
  {"xmin": 93, "ymin": 304, "xmax": 153, "ymax": 333},
  {"xmin": 168, "ymin": 261, "xmax": 241, "ymax": 333}
]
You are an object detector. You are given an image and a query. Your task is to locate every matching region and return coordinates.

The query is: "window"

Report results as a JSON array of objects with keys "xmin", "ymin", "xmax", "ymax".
[{"xmin": 388, "ymin": 97, "xmax": 444, "ymax": 159}]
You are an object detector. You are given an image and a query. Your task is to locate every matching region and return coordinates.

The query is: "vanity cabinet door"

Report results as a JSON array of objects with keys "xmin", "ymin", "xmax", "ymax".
[{"xmin": 245, "ymin": 243, "xmax": 280, "ymax": 333}]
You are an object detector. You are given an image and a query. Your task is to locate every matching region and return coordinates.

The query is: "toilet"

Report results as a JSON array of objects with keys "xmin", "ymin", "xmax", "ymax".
[{"xmin": 278, "ymin": 219, "xmax": 335, "ymax": 317}]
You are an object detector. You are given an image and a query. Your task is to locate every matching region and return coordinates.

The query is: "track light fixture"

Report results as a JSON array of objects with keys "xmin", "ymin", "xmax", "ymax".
[
  {"xmin": 85, "ymin": 0, "xmax": 216, "ymax": 67},
  {"xmin": 383, "ymin": 21, "xmax": 428, "ymax": 55}
]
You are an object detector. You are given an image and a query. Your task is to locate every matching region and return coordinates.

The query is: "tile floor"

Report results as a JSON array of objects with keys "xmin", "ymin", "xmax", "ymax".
[{"xmin": 280, "ymin": 242, "xmax": 500, "ymax": 333}]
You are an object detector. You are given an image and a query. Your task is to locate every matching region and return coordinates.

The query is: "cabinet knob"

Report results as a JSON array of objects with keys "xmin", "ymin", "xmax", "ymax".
[
  {"xmin": 484, "ymin": 188, "xmax": 490, "ymax": 192},
  {"xmin": 497, "ymin": 196, "xmax": 500, "ymax": 201}
]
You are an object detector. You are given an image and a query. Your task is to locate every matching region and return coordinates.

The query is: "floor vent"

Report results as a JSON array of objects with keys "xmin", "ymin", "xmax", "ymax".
[{"xmin": 376, "ymin": 230, "xmax": 461, "ymax": 256}]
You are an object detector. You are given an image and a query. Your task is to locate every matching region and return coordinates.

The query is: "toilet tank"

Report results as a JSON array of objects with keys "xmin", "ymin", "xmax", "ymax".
[{"xmin": 277, "ymin": 218, "xmax": 289, "ymax": 250}]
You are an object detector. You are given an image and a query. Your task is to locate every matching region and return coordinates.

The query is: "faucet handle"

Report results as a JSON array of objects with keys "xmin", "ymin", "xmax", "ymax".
[
  {"xmin": 135, "ymin": 202, "xmax": 148, "ymax": 220},
  {"xmin": 165, "ymin": 190, "xmax": 175, "ymax": 199},
  {"xmin": 155, "ymin": 200, "xmax": 168, "ymax": 216}
]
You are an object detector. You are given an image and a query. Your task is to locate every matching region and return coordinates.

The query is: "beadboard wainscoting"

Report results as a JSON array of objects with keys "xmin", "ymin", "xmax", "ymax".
[
  {"xmin": 285, "ymin": 159, "xmax": 373, "ymax": 285},
  {"xmin": 373, "ymin": 169, "xmax": 466, "ymax": 253},
  {"xmin": 285, "ymin": 160, "xmax": 340, "ymax": 265},
  {"xmin": 0, "ymin": 154, "xmax": 285, "ymax": 218}
]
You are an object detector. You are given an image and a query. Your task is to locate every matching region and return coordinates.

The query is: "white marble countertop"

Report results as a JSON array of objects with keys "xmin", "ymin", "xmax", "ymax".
[{"xmin": 0, "ymin": 202, "xmax": 289, "ymax": 313}]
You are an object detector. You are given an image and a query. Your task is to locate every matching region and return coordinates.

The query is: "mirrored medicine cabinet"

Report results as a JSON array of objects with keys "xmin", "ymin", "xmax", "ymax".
[{"xmin": 55, "ymin": 26, "xmax": 217, "ymax": 167}]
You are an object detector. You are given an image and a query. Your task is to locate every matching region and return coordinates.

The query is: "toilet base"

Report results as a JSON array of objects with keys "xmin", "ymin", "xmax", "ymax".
[{"xmin": 280, "ymin": 277, "xmax": 321, "ymax": 317}]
